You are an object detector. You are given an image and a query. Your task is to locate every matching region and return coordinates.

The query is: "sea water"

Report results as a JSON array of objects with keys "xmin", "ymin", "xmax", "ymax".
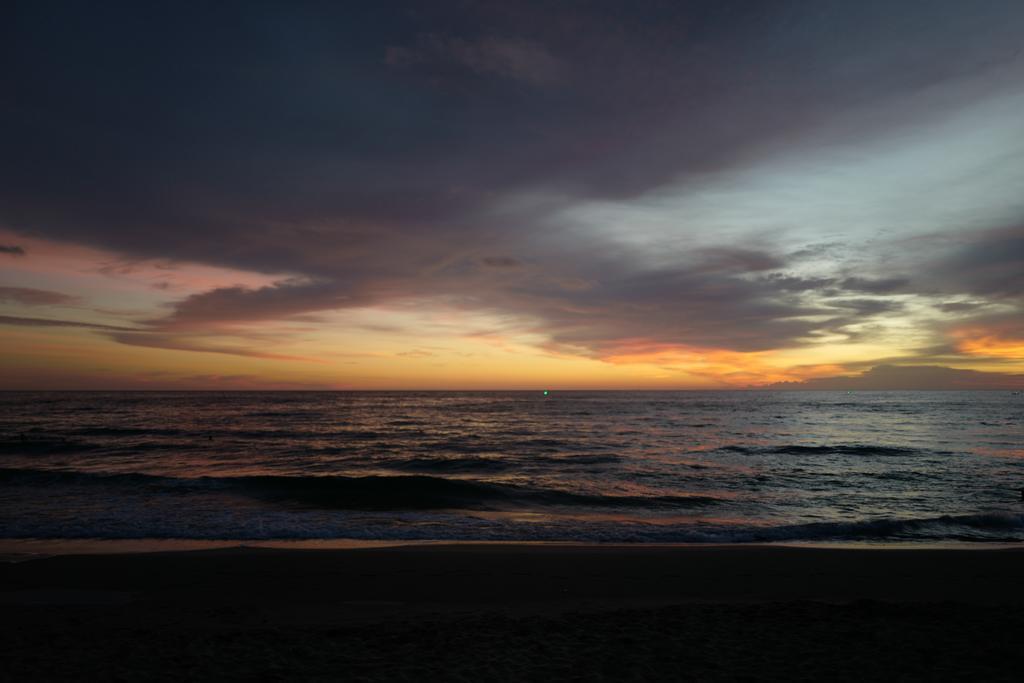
[{"xmin": 1, "ymin": 391, "xmax": 1021, "ymax": 544}]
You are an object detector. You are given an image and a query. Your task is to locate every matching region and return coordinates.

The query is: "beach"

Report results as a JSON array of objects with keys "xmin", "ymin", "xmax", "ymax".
[{"xmin": 4, "ymin": 543, "xmax": 1024, "ymax": 680}]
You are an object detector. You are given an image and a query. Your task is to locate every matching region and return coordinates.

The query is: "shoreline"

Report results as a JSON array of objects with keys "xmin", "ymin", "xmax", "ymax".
[
  {"xmin": 5, "ymin": 542, "xmax": 1024, "ymax": 606},
  {"xmin": 2, "ymin": 536, "xmax": 1021, "ymax": 562}
]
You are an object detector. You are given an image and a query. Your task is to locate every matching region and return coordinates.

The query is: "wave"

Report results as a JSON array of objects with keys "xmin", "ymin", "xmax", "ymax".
[
  {"xmin": 237, "ymin": 474, "xmax": 709, "ymax": 510},
  {"xmin": 0, "ymin": 437, "xmax": 100, "ymax": 456},
  {"xmin": 412, "ymin": 436, "xmax": 583, "ymax": 454},
  {"xmin": 723, "ymin": 512, "xmax": 1024, "ymax": 543},
  {"xmin": 383, "ymin": 454, "xmax": 621, "ymax": 474},
  {"xmin": 1, "ymin": 503, "xmax": 1020, "ymax": 543},
  {"xmin": 81, "ymin": 428, "xmax": 386, "ymax": 441},
  {"xmin": 870, "ymin": 470, "xmax": 937, "ymax": 482},
  {"xmin": 533, "ymin": 454, "xmax": 622, "ymax": 465},
  {"xmin": 244, "ymin": 411, "xmax": 318, "ymax": 418},
  {"xmin": 369, "ymin": 457, "xmax": 517, "ymax": 474},
  {"xmin": 0, "ymin": 468, "xmax": 178, "ymax": 487},
  {"xmin": 771, "ymin": 445, "xmax": 921, "ymax": 457},
  {"xmin": 13, "ymin": 427, "xmax": 378, "ymax": 441},
  {"xmin": 68, "ymin": 427, "xmax": 190, "ymax": 437},
  {"xmin": 0, "ymin": 467, "xmax": 719, "ymax": 512},
  {"xmin": 719, "ymin": 444, "xmax": 924, "ymax": 457}
]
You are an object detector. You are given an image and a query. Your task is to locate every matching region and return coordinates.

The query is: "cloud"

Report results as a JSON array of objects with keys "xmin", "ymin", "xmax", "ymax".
[
  {"xmin": 929, "ymin": 225, "xmax": 1024, "ymax": 299},
  {"xmin": 510, "ymin": 258, "xmax": 830, "ymax": 354},
  {"xmin": 767, "ymin": 364, "xmax": 1024, "ymax": 390},
  {"xmin": 824, "ymin": 298, "xmax": 904, "ymax": 315},
  {"xmin": 937, "ymin": 301, "xmax": 986, "ymax": 313},
  {"xmin": 8, "ymin": 1, "xmax": 1023, "ymax": 263},
  {"xmin": 397, "ymin": 349, "xmax": 434, "ymax": 358},
  {"xmin": 0, "ymin": 245, "xmax": 25, "ymax": 256},
  {"xmin": 948, "ymin": 313, "xmax": 1024, "ymax": 361},
  {"xmin": 0, "ymin": 315, "xmax": 138, "ymax": 332},
  {"xmin": 838, "ymin": 277, "xmax": 911, "ymax": 295},
  {"xmin": 1, "ymin": 1, "xmax": 1023, "ymax": 372},
  {"xmin": 0, "ymin": 286, "xmax": 79, "ymax": 306},
  {"xmin": 0, "ymin": 367, "xmax": 339, "ymax": 391},
  {"xmin": 479, "ymin": 256, "xmax": 522, "ymax": 269},
  {"xmin": 132, "ymin": 242, "xmax": 835, "ymax": 358},
  {"xmin": 149, "ymin": 280, "xmax": 358, "ymax": 330},
  {"xmin": 387, "ymin": 35, "xmax": 566, "ymax": 85},
  {"xmin": 108, "ymin": 332, "xmax": 322, "ymax": 362}
]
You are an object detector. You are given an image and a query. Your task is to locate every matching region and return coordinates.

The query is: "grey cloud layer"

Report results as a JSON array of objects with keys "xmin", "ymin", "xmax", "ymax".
[
  {"xmin": 770, "ymin": 365, "xmax": 1024, "ymax": 390},
  {"xmin": 2, "ymin": 1, "xmax": 1023, "ymax": 359},
  {"xmin": 0, "ymin": 287, "xmax": 79, "ymax": 306},
  {"xmin": 0, "ymin": 315, "xmax": 139, "ymax": 333}
]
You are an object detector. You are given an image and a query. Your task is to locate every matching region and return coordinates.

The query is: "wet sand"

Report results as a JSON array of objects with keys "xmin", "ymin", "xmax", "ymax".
[{"xmin": 3, "ymin": 544, "xmax": 1024, "ymax": 680}]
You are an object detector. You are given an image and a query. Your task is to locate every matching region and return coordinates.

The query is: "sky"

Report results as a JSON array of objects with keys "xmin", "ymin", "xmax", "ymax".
[{"xmin": 2, "ymin": 0, "xmax": 1023, "ymax": 390}]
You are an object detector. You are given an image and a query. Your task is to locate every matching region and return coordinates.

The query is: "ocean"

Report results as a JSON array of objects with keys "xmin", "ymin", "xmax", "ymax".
[{"xmin": 1, "ymin": 391, "xmax": 1022, "ymax": 544}]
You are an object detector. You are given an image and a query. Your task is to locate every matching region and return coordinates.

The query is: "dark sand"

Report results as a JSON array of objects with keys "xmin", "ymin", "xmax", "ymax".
[{"xmin": 3, "ymin": 544, "xmax": 1024, "ymax": 681}]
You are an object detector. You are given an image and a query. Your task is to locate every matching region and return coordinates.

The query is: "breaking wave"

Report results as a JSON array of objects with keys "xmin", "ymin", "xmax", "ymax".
[
  {"xmin": 720, "ymin": 444, "xmax": 928, "ymax": 457},
  {"xmin": 0, "ymin": 467, "xmax": 719, "ymax": 511}
]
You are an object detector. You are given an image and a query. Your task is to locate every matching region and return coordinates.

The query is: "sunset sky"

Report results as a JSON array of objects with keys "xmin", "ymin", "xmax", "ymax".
[{"xmin": 2, "ymin": 0, "xmax": 1023, "ymax": 390}]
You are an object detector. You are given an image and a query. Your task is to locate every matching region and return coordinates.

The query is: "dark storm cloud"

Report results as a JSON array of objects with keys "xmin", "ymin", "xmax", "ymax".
[
  {"xmin": 3, "ymin": 1, "xmax": 1023, "ymax": 356},
  {"xmin": 0, "ymin": 245, "xmax": 26, "ymax": 256}
]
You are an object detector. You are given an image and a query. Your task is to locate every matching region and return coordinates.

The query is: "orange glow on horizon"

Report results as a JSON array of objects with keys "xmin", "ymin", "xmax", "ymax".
[
  {"xmin": 953, "ymin": 328, "xmax": 1024, "ymax": 361},
  {"xmin": 596, "ymin": 339, "xmax": 849, "ymax": 387}
]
